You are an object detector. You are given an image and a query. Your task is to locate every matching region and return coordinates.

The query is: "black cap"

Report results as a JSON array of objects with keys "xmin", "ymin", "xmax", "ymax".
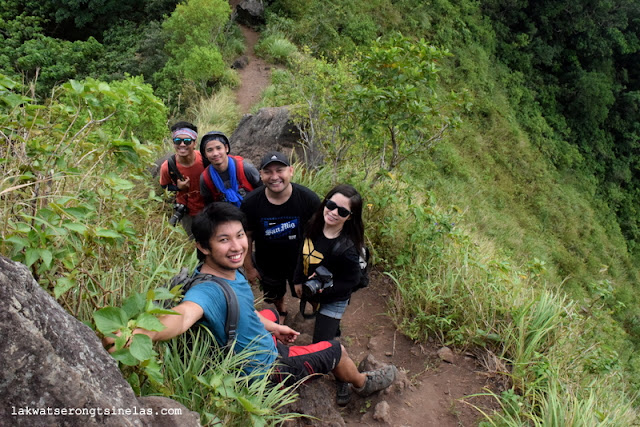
[{"xmin": 259, "ymin": 151, "xmax": 290, "ymax": 169}]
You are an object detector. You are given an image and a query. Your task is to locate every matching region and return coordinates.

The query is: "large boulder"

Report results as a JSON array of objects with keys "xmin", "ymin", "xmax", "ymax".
[
  {"xmin": 230, "ymin": 106, "xmax": 310, "ymax": 167},
  {"xmin": 235, "ymin": 0, "xmax": 266, "ymax": 28},
  {"xmin": 0, "ymin": 256, "xmax": 200, "ymax": 426}
]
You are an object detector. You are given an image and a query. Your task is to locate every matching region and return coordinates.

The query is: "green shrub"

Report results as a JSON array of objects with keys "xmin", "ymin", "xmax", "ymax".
[
  {"xmin": 163, "ymin": 328, "xmax": 303, "ymax": 426},
  {"xmin": 255, "ymin": 34, "xmax": 299, "ymax": 64}
]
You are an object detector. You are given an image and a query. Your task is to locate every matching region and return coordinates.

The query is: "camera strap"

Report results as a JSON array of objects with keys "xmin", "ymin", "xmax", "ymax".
[{"xmin": 299, "ymin": 298, "xmax": 319, "ymax": 319}]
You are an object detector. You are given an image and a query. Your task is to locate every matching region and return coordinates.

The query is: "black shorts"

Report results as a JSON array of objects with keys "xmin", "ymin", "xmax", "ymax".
[
  {"xmin": 271, "ymin": 340, "xmax": 342, "ymax": 387},
  {"xmin": 260, "ymin": 272, "xmax": 296, "ymax": 302},
  {"xmin": 258, "ymin": 309, "xmax": 342, "ymax": 386}
]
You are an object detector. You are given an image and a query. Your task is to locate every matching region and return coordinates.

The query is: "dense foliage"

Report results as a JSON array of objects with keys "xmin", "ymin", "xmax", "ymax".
[{"xmin": 482, "ymin": 0, "xmax": 640, "ymax": 255}]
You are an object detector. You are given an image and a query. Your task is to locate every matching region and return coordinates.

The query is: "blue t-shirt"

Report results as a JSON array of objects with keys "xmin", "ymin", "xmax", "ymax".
[{"xmin": 183, "ymin": 270, "xmax": 277, "ymax": 374}]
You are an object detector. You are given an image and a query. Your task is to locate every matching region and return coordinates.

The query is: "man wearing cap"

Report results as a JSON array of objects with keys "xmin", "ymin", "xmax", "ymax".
[
  {"xmin": 159, "ymin": 121, "xmax": 206, "ymax": 236},
  {"xmin": 241, "ymin": 151, "xmax": 321, "ymax": 317},
  {"xmin": 199, "ymin": 131, "xmax": 262, "ymax": 207}
]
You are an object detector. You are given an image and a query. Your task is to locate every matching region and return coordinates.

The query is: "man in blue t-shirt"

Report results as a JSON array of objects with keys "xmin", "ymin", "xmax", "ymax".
[{"xmin": 105, "ymin": 203, "xmax": 397, "ymax": 404}]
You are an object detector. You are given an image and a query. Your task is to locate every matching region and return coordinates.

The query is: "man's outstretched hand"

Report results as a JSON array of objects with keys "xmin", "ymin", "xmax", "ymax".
[{"xmin": 273, "ymin": 325, "xmax": 299, "ymax": 344}]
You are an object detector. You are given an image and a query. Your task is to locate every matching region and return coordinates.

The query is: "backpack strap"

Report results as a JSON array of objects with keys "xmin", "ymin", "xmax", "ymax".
[
  {"xmin": 167, "ymin": 155, "xmax": 184, "ymax": 184},
  {"xmin": 202, "ymin": 165, "xmax": 217, "ymax": 197},
  {"xmin": 207, "ymin": 276, "xmax": 239, "ymax": 345},
  {"xmin": 231, "ymin": 155, "xmax": 255, "ymax": 192},
  {"xmin": 182, "ymin": 272, "xmax": 240, "ymax": 346},
  {"xmin": 202, "ymin": 156, "xmax": 255, "ymax": 202},
  {"xmin": 331, "ymin": 236, "xmax": 354, "ymax": 257}
]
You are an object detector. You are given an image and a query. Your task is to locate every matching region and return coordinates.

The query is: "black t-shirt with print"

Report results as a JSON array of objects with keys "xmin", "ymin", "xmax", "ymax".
[{"xmin": 241, "ymin": 183, "xmax": 320, "ymax": 279}]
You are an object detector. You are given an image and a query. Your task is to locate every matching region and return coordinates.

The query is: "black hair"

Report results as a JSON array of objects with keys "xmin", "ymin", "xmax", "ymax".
[
  {"xmin": 199, "ymin": 131, "xmax": 230, "ymax": 168},
  {"xmin": 306, "ymin": 184, "xmax": 364, "ymax": 252},
  {"xmin": 170, "ymin": 121, "xmax": 198, "ymax": 133},
  {"xmin": 192, "ymin": 202, "xmax": 247, "ymax": 260}
]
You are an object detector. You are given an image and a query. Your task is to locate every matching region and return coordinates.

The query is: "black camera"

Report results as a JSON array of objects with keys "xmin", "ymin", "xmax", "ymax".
[
  {"xmin": 169, "ymin": 203, "xmax": 188, "ymax": 226},
  {"xmin": 302, "ymin": 266, "xmax": 333, "ymax": 298}
]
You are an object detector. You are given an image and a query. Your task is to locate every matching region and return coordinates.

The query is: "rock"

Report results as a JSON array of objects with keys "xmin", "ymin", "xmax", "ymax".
[
  {"xmin": 358, "ymin": 354, "xmax": 385, "ymax": 372},
  {"xmin": 236, "ymin": 0, "xmax": 265, "ymax": 28},
  {"xmin": 373, "ymin": 401, "xmax": 392, "ymax": 424},
  {"xmin": 230, "ymin": 106, "xmax": 321, "ymax": 169},
  {"xmin": 0, "ymin": 256, "xmax": 200, "ymax": 427},
  {"xmin": 231, "ymin": 55, "xmax": 249, "ymax": 70},
  {"xmin": 437, "ymin": 346, "xmax": 455, "ymax": 364},
  {"xmin": 283, "ymin": 378, "xmax": 345, "ymax": 426},
  {"xmin": 367, "ymin": 335, "xmax": 383, "ymax": 352}
]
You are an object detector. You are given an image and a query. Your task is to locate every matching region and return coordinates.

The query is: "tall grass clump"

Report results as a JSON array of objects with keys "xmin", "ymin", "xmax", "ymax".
[
  {"xmin": 163, "ymin": 328, "xmax": 303, "ymax": 426},
  {"xmin": 188, "ymin": 86, "xmax": 242, "ymax": 135},
  {"xmin": 255, "ymin": 32, "xmax": 300, "ymax": 65}
]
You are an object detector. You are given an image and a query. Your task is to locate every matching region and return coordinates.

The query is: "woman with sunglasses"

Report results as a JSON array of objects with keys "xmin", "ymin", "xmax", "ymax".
[
  {"xmin": 293, "ymin": 184, "xmax": 365, "ymax": 405},
  {"xmin": 293, "ymin": 184, "xmax": 365, "ymax": 342}
]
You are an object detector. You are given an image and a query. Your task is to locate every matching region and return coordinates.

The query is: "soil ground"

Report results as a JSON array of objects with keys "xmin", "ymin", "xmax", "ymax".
[
  {"xmin": 275, "ymin": 272, "xmax": 503, "ymax": 426},
  {"xmin": 231, "ymin": 6, "xmax": 503, "ymax": 425}
]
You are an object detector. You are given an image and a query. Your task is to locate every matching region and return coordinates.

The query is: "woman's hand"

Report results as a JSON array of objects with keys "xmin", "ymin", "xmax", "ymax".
[{"xmin": 294, "ymin": 284, "xmax": 302, "ymax": 298}]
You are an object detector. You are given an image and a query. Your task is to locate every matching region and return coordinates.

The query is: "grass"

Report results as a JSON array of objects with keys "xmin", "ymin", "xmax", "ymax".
[
  {"xmin": 162, "ymin": 328, "xmax": 304, "ymax": 426},
  {"xmin": 255, "ymin": 33, "xmax": 300, "ymax": 65},
  {"xmin": 188, "ymin": 86, "xmax": 242, "ymax": 135}
]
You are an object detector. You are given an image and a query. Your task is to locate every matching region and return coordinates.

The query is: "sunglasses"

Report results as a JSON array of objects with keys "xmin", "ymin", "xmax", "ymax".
[
  {"xmin": 173, "ymin": 137, "xmax": 194, "ymax": 146},
  {"xmin": 325, "ymin": 199, "xmax": 351, "ymax": 217}
]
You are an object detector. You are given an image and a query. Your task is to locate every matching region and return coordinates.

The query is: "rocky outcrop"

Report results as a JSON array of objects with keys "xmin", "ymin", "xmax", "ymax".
[
  {"xmin": 0, "ymin": 256, "xmax": 200, "ymax": 426},
  {"xmin": 230, "ymin": 106, "xmax": 305, "ymax": 167},
  {"xmin": 236, "ymin": 0, "xmax": 266, "ymax": 28}
]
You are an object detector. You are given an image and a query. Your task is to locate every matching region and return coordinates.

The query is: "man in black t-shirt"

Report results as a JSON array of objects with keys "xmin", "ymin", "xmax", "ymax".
[{"xmin": 241, "ymin": 151, "xmax": 320, "ymax": 317}]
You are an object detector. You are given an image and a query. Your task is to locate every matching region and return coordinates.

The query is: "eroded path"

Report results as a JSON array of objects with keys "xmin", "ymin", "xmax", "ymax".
[{"xmin": 233, "ymin": 24, "xmax": 272, "ymax": 114}]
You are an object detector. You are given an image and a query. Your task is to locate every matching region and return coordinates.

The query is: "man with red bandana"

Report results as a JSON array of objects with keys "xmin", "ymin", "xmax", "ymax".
[{"xmin": 159, "ymin": 121, "xmax": 205, "ymax": 236}]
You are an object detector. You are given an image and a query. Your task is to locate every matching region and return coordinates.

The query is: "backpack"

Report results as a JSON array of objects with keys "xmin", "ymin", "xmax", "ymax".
[
  {"xmin": 167, "ymin": 154, "xmax": 184, "ymax": 185},
  {"xmin": 166, "ymin": 266, "xmax": 239, "ymax": 346},
  {"xmin": 332, "ymin": 238, "xmax": 370, "ymax": 291},
  {"xmin": 201, "ymin": 155, "xmax": 255, "ymax": 201}
]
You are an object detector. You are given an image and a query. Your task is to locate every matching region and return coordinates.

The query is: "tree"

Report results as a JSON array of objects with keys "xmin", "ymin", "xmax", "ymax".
[
  {"xmin": 345, "ymin": 32, "xmax": 463, "ymax": 172},
  {"xmin": 158, "ymin": 0, "xmax": 230, "ymax": 93}
]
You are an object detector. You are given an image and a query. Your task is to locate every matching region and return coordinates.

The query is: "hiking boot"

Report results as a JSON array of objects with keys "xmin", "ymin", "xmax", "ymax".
[
  {"xmin": 336, "ymin": 381, "xmax": 351, "ymax": 406},
  {"xmin": 354, "ymin": 365, "xmax": 398, "ymax": 397}
]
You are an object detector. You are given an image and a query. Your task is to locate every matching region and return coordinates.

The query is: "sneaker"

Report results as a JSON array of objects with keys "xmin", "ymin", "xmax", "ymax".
[
  {"xmin": 336, "ymin": 381, "xmax": 351, "ymax": 406},
  {"xmin": 354, "ymin": 365, "xmax": 398, "ymax": 397}
]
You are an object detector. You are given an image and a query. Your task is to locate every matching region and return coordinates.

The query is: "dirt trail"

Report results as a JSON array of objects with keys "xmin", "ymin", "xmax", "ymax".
[
  {"xmin": 281, "ymin": 273, "xmax": 501, "ymax": 426},
  {"xmin": 230, "ymin": 6, "xmax": 501, "ymax": 425},
  {"xmin": 233, "ymin": 24, "xmax": 272, "ymax": 114}
]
